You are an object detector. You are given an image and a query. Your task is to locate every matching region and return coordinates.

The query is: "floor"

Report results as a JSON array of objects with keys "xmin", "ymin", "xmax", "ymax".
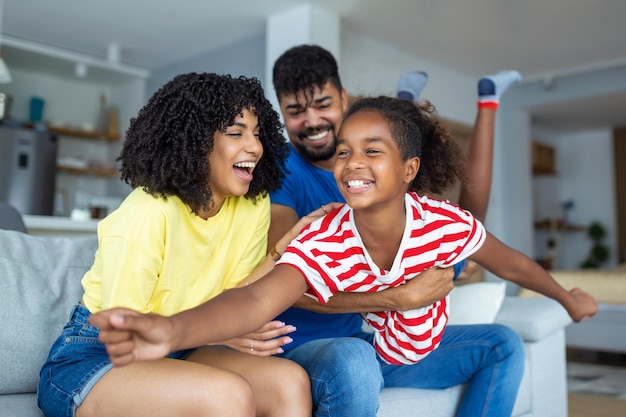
[{"xmin": 566, "ymin": 349, "xmax": 626, "ymax": 417}]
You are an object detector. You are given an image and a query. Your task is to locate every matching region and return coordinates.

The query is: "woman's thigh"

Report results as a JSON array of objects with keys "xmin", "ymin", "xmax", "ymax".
[
  {"xmin": 187, "ymin": 346, "xmax": 312, "ymax": 417},
  {"xmin": 78, "ymin": 358, "xmax": 255, "ymax": 417}
]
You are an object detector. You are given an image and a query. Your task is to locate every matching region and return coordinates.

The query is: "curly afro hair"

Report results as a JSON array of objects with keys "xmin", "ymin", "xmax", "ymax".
[
  {"xmin": 272, "ymin": 44, "xmax": 342, "ymax": 104},
  {"xmin": 345, "ymin": 96, "xmax": 466, "ymax": 195},
  {"xmin": 117, "ymin": 72, "xmax": 288, "ymax": 213}
]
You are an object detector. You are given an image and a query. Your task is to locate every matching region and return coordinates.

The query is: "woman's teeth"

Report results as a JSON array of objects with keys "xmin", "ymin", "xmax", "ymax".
[{"xmin": 234, "ymin": 162, "xmax": 255, "ymax": 168}]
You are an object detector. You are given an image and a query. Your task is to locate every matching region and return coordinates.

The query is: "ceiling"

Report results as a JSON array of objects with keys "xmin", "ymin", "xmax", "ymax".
[{"xmin": 3, "ymin": 0, "xmax": 626, "ymax": 133}]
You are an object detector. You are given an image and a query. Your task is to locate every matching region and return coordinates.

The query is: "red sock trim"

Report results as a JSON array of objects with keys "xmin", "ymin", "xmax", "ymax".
[{"xmin": 478, "ymin": 101, "xmax": 499, "ymax": 110}]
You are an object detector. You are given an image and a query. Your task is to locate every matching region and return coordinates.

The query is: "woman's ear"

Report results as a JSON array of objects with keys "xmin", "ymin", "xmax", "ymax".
[{"xmin": 404, "ymin": 157, "xmax": 420, "ymax": 184}]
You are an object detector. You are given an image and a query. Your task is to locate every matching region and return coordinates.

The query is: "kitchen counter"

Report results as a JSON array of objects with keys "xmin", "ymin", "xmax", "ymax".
[{"xmin": 23, "ymin": 215, "xmax": 99, "ymax": 237}]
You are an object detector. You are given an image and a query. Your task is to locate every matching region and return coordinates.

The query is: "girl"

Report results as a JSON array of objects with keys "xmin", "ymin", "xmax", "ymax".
[
  {"xmin": 90, "ymin": 96, "xmax": 597, "ymax": 368},
  {"xmin": 38, "ymin": 72, "xmax": 322, "ymax": 417}
]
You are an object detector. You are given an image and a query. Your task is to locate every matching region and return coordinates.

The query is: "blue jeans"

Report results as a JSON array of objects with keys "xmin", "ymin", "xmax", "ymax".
[
  {"xmin": 281, "ymin": 324, "xmax": 524, "ymax": 417},
  {"xmin": 38, "ymin": 303, "xmax": 195, "ymax": 417}
]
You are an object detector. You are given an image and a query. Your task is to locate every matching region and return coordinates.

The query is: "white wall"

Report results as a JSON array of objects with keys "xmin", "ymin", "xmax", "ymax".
[
  {"xmin": 533, "ymin": 128, "xmax": 617, "ymax": 270},
  {"xmin": 497, "ymin": 65, "xmax": 626, "ymax": 282},
  {"xmin": 340, "ymin": 27, "xmax": 476, "ymax": 125}
]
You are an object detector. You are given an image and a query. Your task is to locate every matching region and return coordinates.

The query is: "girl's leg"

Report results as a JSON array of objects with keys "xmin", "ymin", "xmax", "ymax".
[
  {"xmin": 188, "ymin": 346, "xmax": 312, "ymax": 417},
  {"xmin": 382, "ymin": 324, "xmax": 525, "ymax": 417},
  {"xmin": 459, "ymin": 70, "xmax": 522, "ymax": 223},
  {"xmin": 77, "ymin": 358, "xmax": 255, "ymax": 417}
]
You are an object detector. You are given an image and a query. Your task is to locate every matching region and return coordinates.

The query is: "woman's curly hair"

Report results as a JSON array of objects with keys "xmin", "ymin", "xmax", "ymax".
[
  {"xmin": 345, "ymin": 96, "xmax": 466, "ymax": 195},
  {"xmin": 117, "ymin": 72, "xmax": 288, "ymax": 213}
]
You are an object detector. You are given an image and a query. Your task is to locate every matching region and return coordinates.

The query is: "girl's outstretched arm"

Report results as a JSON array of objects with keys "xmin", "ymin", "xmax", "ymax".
[
  {"xmin": 470, "ymin": 231, "xmax": 598, "ymax": 322},
  {"xmin": 90, "ymin": 264, "xmax": 309, "ymax": 366}
]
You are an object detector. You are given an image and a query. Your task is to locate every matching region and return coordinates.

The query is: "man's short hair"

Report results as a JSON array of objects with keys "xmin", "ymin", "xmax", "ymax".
[{"xmin": 272, "ymin": 44, "xmax": 343, "ymax": 102}]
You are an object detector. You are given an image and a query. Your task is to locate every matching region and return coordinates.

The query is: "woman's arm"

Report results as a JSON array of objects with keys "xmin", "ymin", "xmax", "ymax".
[
  {"xmin": 470, "ymin": 231, "xmax": 597, "ymax": 322},
  {"xmin": 90, "ymin": 264, "xmax": 309, "ymax": 366}
]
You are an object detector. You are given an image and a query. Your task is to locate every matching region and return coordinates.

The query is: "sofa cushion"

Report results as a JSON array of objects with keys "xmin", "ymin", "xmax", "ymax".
[
  {"xmin": 0, "ymin": 230, "xmax": 98, "ymax": 394},
  {"xmin": 448, "ymin": 282, "xmax": 506, "ymax": 325}
]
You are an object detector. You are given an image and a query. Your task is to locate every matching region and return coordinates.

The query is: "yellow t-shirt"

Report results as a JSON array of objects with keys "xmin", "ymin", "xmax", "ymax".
[{"xmin": 81, "ymin": 188, "xmax": 269, "ymax": 316}]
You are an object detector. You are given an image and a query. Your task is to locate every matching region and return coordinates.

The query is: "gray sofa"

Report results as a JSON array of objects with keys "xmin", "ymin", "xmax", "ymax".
[{"xmin": 0, "ymin": 229, "xmax": 572, "ymax": 417}]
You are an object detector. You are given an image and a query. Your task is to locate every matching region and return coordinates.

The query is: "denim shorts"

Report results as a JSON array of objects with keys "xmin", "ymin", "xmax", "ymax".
[{"xmin": 37, "ymin": 303, "xmax": 195, "ymax": 417}]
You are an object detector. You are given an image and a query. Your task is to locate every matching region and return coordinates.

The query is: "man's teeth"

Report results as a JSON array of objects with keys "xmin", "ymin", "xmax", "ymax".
[
  {"xmin": 348, "ymin": 180, "xmax": 367, "ymax": 188},
  {"xmin": 234, "ymin": 162, "xmax": 255, "ymax": 168},
  {"xmin": 307, "ymin": 131, "xmax": 327, "ymax": 141}
]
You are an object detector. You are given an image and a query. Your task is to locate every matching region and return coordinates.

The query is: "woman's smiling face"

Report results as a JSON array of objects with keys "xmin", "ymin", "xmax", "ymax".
[{"xmin": 207, "ymin": 108, "xmax": 263, "ymax": 207}]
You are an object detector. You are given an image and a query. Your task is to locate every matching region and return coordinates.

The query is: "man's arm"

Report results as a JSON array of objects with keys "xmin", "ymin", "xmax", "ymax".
[
  {"xmin": 294, "ymin": 266, "xmax": 454, "ymax": 313},
  {"xmin": 268, "ymin": 203, "xmax": 300, "ymax": 250}
]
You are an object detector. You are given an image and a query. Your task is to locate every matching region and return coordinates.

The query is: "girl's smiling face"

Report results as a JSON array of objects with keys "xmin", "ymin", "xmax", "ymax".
[
  {"xmin": 206, "ymin": 108, "xmax": 263, "ymax": 211},
  {"xmin": 334, "ymin": 109, "xmax": 419, "ymax": 211}
]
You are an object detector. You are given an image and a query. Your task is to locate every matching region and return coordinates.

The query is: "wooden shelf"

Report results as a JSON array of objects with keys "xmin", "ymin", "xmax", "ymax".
[
  {"xmin": 534, "ymin": 219, "xmax": 587, "ymax": 232},
  {"xmin": 532, "ymin": 141, "xmax": 556, "ymax": 176},
  {"xmin": 57, "ymin": 166, "xmax": 119, "ymax": 178},
  {"xmin": 48, "ymin": 126, "xmax": 120, "ymax": 141}
]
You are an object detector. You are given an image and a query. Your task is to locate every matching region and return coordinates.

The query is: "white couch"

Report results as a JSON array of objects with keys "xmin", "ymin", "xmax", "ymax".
[
  {"xmin": 520, "ymin": 268, "xmax": 626, "ymax": 355},
  {"xmin": 0, "ymin": 230, "xmax": 572, "ymax": 417}
]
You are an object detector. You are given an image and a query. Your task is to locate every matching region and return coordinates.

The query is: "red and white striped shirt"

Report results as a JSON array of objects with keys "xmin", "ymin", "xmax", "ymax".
[{"xmin": 277, "ymin": 192, "xmax": 486, "ymax": 365}]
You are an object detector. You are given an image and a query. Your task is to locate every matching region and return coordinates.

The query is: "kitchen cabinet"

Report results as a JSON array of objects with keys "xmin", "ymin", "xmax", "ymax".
[{"xmin": 1, "ymin": 36, "xmax": 149, "ymax": 215}]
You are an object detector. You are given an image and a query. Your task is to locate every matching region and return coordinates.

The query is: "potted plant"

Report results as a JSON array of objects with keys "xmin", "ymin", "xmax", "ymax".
[{"xmin": 580, "ymin": 221, "xmax": 609, "ymax": 268}]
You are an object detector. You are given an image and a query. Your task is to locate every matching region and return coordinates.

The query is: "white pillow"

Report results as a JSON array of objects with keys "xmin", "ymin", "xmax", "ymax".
[{"xmin": 448, "ymin": 282, "xmax": 506, "ymax": 325}]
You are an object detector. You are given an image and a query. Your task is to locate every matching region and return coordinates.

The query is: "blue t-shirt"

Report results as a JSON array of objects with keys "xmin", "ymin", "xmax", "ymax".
[{"xmin": 270, "ymin": 143, "xmax": 466, "ymax": 352}]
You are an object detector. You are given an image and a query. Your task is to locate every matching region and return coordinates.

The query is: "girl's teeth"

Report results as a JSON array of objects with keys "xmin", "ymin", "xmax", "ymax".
[
  {"xmin": 348, "ymin": 180, "xmax": 366, "ymax": 188},
  {"xmin": 234, "ymin": 162, "xmax": 255, "ymax": 168}
]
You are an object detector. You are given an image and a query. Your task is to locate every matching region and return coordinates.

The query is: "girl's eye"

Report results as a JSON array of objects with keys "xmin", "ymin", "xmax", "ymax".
[{"xmin": 366, "ymin": 149, "xmax": 380, "ymax": 154}]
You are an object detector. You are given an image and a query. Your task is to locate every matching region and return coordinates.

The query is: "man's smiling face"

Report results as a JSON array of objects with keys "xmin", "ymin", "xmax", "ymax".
[{"xmin": 278, "ymin": 81, "xmax": 347, "ymax": 163}]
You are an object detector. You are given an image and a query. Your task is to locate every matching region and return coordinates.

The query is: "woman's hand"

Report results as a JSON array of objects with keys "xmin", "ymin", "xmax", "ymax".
[{"xmin": 217, "ymin": 320, "xmax": 296, "ymax": 356}]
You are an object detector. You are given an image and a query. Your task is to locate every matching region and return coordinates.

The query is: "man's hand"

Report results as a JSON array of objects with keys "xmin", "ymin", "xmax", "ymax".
[
  {"xmin": 390, "ymin": 267, "xmax": 455, "ymax": 311},
  {"xmin": 217, "ymin": 320, "xmax": 296, "ymax": 356},
  {"xmin": 89, "ymin": 308, "xmax": 175, "ymax": 367}
]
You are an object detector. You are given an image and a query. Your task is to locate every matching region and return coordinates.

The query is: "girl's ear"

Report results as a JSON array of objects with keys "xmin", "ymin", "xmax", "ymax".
[{"xmin": 404, "ymin": 157, "xmax": 420, "ymax": 184}]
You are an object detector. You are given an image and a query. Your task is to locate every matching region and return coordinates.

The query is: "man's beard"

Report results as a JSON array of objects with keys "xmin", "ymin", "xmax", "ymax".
[
  {"xmin": 291, "ymin": 137, "xmax": 336, "ymax": 162},
  {"xmin": 291, "ymin": 125, "xmax": 337, "ymax": 162}
]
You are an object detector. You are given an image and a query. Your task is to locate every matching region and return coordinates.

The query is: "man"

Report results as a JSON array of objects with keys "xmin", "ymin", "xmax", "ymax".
[{"xmin": 257, "ymin": 44, "xmax": 524, "ymax": 417}]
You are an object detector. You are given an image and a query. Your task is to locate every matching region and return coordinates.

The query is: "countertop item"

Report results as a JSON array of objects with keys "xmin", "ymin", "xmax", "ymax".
[{"xmin": 23, "ymin": 215, "xmax": 98, "ymax": 237}]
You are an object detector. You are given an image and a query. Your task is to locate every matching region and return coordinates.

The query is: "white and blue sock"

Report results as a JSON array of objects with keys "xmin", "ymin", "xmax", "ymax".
[
  {"xmin": 397, "ymin": 70, "xmax": 428, "ymax": 102},
  {"xmin": 477, "ymin": 70, "xmax": 522, "ymax": 109}
]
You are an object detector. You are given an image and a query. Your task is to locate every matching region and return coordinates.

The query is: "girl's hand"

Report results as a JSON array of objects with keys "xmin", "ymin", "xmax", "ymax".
[
  {"xmin": 566, "ymin": 288, "xmax": 598, "ymax": 322},
  {"xmin": 217, "ymin": 320, "xmax": 296, "ymax": 356},
  {"xmin": 89, "ymin": 308, "xmax": 175, "ymax": 366}
]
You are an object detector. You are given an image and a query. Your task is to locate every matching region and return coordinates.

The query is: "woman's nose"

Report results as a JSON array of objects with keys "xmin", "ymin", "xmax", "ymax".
[{"xmin": 247, "ymin": 134, "xmax": 262, "ymax": 156}]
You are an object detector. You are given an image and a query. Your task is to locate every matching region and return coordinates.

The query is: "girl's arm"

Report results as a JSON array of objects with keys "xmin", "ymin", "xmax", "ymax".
[
  {"xmin": 470, "ymin": 231, "xmax": 597, "ymax": 322},
  {"xmin": 90, "ymin": 264, "xmax": 309, "ymax": 366}
]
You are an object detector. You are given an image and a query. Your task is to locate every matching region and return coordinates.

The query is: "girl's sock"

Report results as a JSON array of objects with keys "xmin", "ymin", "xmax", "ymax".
[
  {"xmin": 478, "ymin": 70, "xmax": 522, "ymax": 109},
  {"xmin": 397, "ymin": 70, "xmax": 428, "ymax": 102}
]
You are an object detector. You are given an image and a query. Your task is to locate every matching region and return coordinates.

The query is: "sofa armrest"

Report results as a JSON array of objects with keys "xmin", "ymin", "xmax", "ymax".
[{"xmin": 495, "ymin": 296, "xmax": 572, "ymax": 342}]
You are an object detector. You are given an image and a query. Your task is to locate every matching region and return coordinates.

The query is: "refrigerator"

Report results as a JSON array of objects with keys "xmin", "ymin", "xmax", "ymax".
[{"xmin": 0, "ymin": 124, "xmax": 58, "ymax": 215}]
